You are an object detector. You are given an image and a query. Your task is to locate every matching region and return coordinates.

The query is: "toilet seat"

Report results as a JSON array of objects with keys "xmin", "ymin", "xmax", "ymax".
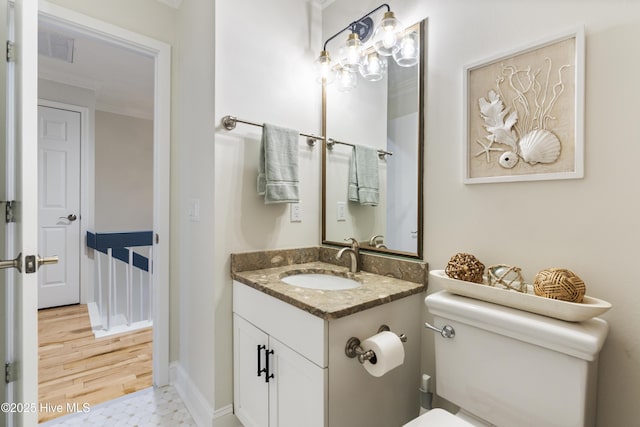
[{"xmin": 403, "ymin": 409, "xmax": 474, "ymax": 427}]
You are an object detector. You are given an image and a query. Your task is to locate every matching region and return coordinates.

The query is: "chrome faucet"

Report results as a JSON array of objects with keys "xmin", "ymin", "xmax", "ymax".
[
  {"xmin": 336, "ymin": 237, "xmax": 360, "ymax": 273},
  {"xmin": 368, "ymin": 234, "xmax": 384, "ymax": 246}
]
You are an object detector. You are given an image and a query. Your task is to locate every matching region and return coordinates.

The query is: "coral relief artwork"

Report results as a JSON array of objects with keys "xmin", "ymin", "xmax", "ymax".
[{"xmin": 464, "ymin": 30, "xmax": 584, "ymax": 183}]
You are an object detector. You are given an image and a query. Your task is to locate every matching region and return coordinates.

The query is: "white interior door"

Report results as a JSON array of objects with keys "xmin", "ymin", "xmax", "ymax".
[
  {"xmin": 37, "ymin": 105, "xmax": 80, "ymax": 309},
  {"xmin": 2, "ymin": 1, "xmax": 40, "ymax": 426},
  {"xmin": 0, "ymin": 0, "xmax": 9, "ymax": 424}
]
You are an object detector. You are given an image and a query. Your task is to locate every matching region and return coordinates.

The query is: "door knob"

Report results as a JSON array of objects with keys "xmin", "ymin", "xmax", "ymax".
[
  {"xmin": 0, "ymin": 253, "xmax": 22, "ymax": 273},
  {"xmin": 59, "ymin": 214, "xmax": 77, "ymax": 222},
  {"xmin": 23, "ymin": 254, "xmax": 59, "ymax": 274},
  {"xmin": 37, "ymin": 255, "xmax": 59, "ymax": 269}
]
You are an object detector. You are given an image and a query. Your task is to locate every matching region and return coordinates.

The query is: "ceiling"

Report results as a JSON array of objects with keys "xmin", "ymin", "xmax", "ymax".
[{"xmin": 38, "ymin": 19, "xmax": 155, "ymax": 120}]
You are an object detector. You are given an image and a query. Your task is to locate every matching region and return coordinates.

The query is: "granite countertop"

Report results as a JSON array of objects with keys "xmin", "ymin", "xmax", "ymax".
[{"xmin": 232, "ymin": 260, "xmax": 426, "ymax": 320}]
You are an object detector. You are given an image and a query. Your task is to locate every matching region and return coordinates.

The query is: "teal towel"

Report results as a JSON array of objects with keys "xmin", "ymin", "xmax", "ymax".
[
  {"xmin": 257, "ymin": 123, "xmax": 300, "ymax": 204},
  {"xmin": 348, "ymin": 145, "xmax": 379, "ymax": 206}
]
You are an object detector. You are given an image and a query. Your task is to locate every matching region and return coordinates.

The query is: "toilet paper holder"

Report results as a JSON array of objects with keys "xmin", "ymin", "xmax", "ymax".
[{"xmin": 345, "ymin": 324, "xmax": 407, "ymax": 364}]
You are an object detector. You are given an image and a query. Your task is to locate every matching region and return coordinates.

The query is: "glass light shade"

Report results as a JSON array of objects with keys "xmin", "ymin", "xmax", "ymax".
[
  {"xmin": 392, "ymin": 31, "xmax": 419, "ymax": 67},
  {"xmin": 338, "ymin": 33, "xmax": 363, "ymax": 72},
  {"xmin": 314, "ymin": 50, "xmax": 335, "ymax": 84},
  {"xmin": 372, "ymin": 11, "xmax": 403, "ymax": 56},
  {"xmin": 335, "ymin": 66, "xmax": 358, "ymax": 92},
  {"xmin": 359, "ymin": 51, "xmax": 387, "ymax": 82}
]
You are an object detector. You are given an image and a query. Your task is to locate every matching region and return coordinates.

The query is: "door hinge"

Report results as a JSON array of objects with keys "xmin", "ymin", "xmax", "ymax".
[
  {"xmin": 155, "ymin": 233, "xmax": 159, "ymax": 244},
  {"xmin": 5, "ymin": 362, "xmax": 17, "ymax": 383},
  {"xmin": 6, "ymin": 41, "xmax": 14, "ymax": 63},
  {"xmin": 2, "ymin": 200, "xmax": 15, "ymax": 223}
]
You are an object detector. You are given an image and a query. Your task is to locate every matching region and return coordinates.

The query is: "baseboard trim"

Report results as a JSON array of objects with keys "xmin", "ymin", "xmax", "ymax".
[
  {"xmin": 170, "ymin": 362, "xmax": 214, "ymax": 427},
  {"xmin": 214, "ymin": 404, "xmax": 234, "ymax": 418}
]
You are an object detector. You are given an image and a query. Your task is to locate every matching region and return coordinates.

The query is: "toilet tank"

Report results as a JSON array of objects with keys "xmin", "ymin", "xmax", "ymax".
[{"xmin": 426, "ymin": 291, "xmax": 608, "ymax": 427}]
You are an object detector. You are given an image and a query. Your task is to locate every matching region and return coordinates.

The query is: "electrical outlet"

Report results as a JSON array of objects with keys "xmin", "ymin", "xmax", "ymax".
[
  {"xmin": 290, "ymin": 202, "xmax": 302, "ymax": 222},
  {"xmin": 337, "ymin": 201, "xmax": 346, "ymax": 221}
]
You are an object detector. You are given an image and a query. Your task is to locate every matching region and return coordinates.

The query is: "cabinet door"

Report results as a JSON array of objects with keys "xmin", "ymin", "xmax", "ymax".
[
  {"xmin": 234, "ymin": 314, "xmax": 270, "ymax": 427},
  {"xmin": 268, "ymin": 337, "xmax": 326, "ymax": 427}
]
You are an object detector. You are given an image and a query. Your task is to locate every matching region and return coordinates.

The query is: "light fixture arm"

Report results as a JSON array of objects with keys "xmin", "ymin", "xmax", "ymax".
[{"xmin": 321, "ymin": 3, "xmax": 391, "ymax": 51}]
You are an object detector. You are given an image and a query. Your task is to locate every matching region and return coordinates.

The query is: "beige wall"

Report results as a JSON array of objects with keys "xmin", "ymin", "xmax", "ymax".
[
  {"xmin": 326, "ymin": 0, "xmax": 640, "ymax": 425},
  {"xmin": 42, "ymin": 0, "xmax": 175, "ymax": 45},
  {"xmin": 173, "ymin": 0, "xmax": 216, "ymax": 409},
  {"xmin": 354, "ymin": 0, "xmax": 638, "ymax": 425},
  {"xmin": 94, "ymin": 111, "xmax": 153, "ymax": 231}
]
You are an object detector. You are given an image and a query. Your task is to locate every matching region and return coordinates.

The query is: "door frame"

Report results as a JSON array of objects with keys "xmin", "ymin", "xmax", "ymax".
[
  {"xmin": 37, "ymin": 100, "xmax": 89, "ymax": 307},
  {"xmin": 37, "ymin": 2, "xmax": 171, "ymax": 386}
]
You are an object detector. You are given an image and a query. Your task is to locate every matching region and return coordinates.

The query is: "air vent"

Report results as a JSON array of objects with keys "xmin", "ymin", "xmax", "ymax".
[{"xmin": 38, "ymin": 29, "xmax": 75, "ymax": 63}]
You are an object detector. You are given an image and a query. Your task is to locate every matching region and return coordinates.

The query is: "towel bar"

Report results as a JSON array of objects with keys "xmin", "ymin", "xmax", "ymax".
[
  {"xmin": 221, "ymin": 115, "xmax": 321, "ymax": 147},
  {"xmin": 326, "ymin": 137, "xmax": 393, "ymax": 159}
]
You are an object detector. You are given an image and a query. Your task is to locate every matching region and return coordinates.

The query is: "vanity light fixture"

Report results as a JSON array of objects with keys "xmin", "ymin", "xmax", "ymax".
[
  {"xmin": 335, "ymin": 65, "xmax": 358, "ymax": 92},
  {"xmin": 314, "ymin": 50, "xmax": 335, "ymax": 84},
  {"xmin": 372, "ymin": 10, "xmax": 403, "ymax": 56},
  {"xmin": 338, "ymin": 32, "xmax": 364, "ymax": 72},
  {"xmin": 314, "ymin": 3, "xmax": 418, "ymax": 90},
  {"xmin": 392, "ymin": 29, "xmax": 419, "ymax": 67},
  {"xmin": 360, "ymin": 51, "xmax": 387, "ymax": 82}
]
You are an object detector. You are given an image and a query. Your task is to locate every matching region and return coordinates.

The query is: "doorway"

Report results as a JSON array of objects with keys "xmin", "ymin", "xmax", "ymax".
[{"xmin": 36, "ymin": 1, "xmax": 171, "ymax": 417}]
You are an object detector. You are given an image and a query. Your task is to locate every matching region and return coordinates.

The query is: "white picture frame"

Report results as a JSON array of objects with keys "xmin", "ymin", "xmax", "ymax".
[{"xmin": 463, "ymin": 27, "xmax": 585, "ymax": 184}]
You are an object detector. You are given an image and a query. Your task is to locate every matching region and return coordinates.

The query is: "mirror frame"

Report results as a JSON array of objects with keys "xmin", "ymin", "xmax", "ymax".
[{"xmin": 321, "ymin": 19, "xmax": 425, "ymax": 260}]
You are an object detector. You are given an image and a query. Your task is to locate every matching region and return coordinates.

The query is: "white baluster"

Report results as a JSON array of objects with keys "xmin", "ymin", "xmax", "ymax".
[
  {"xmin": 97, "ymin": 250, "xmax": 103, "ymax": 327},
  {"xmin": 127, "ymin": 248, "xmax": 133, "ymax": 327},
  {"xmin": 107, "ymin": 248, "xmax": 112, "ymax": 331}
]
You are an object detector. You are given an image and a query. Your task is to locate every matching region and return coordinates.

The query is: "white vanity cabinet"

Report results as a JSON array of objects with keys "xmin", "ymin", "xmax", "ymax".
[
  {"xmin": 233, "ymin": 278, "xmax": 423, "ymax": 427},
  {"xmin": 233, "ymin": 282, "xmax": 327, "ymax": 427}
]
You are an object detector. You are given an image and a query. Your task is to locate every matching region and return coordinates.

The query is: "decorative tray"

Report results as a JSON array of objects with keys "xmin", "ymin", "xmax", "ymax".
[{"xmin": 429, "ymin": 270, "xmax": 611, "ymax": 322}]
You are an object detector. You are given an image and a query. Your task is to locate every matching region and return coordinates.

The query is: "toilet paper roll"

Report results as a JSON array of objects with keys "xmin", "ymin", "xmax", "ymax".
[{"xmin": 361, "ymin": 331, "xmax": 405, "ymax": 377}]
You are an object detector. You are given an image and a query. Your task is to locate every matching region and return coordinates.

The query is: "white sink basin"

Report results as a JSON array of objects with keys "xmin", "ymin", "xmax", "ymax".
[{"xmin": 281, "ymin": 273, "xmax": 360, "ymax": 291}]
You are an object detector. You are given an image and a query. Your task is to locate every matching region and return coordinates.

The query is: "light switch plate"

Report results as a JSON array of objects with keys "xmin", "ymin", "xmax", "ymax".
[
  {"xmin": 337, "ymin": 201, "xmax": 346, "ymax": 221},
  {"xmin": 290, "ymin": 202, "xmax": 302, "ymax": 222}
]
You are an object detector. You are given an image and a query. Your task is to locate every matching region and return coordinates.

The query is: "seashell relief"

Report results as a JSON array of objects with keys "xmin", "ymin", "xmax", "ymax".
[
  {"xmin": 474, "ymin": 57, "xmax": 570, "ymax": 170},
  {"xmin": 519, "ymin": 129, "xmax": 561, "ymax": 165}
]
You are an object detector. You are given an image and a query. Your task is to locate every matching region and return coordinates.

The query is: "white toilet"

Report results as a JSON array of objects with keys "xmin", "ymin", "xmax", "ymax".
[{"xmin": 405, "ymin": 290, "xmax": 609, "ymax": 427}]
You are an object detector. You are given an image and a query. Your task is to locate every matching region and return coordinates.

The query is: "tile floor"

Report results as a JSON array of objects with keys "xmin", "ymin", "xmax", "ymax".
[{"xmin": 40, "ymin": 385, "xmax": 196, "ymax": 427}]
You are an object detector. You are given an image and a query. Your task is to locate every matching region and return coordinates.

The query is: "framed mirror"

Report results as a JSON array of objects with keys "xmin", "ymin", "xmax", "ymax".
[{"xmin": 322, "ymin": 19, "xmax": 425, "ymax": 259}]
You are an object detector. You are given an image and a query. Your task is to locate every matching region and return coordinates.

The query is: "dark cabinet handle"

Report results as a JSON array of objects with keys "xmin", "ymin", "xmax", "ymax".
[
  {"xmin": 257, "ymin": 345, "xmax": 266, "ymax": 377},
  {"xmin": 265, "ymin": 349, "xmax": 274, "ymax": 383}
]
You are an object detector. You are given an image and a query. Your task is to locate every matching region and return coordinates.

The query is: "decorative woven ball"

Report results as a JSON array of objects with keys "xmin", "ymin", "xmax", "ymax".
[
  {"xmin": 533, "ymin": 268, "xmax": 586, "ymax": 303},
  {"xmin": 445, "ymin": 253, "xmax": 485, "ymax": 284},
  {"xmin": 487, "ymin": 264, "xmax": 526, "ymax": 293}
]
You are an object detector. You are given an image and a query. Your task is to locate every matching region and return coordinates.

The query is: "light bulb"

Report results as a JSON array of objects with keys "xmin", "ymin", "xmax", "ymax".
[
  {"xmin": 373, "ymin": 11, "xmax": 403, "ymax": 56},
  {"xmin": 392, "ymin": 31, "xmax": 419, "ymax": 67},
  {"xmin": 314, "ymin": 50, "xmax": 335, "ymax": 84},
  {"xmin": 359, "ymin": 51, "xmax": 387, "ymax": 82},
  {"xmin": 335, "ymin": 66, "xmax": 358, "ymax": 92},
  {"xmin": 338, "ymin": 33, "xmax": 364, "ymax": 72}
]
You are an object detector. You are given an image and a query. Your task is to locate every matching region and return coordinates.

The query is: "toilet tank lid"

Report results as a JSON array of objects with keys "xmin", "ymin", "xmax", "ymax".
[{"xmin": 425, "ymin": 291, "xmax": 609, "ymax": 361}]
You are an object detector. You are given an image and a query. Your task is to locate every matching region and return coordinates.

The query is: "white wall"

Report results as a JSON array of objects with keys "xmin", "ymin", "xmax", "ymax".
[
  {"xmin": 94, "ymin": 110, "xmax": 153, "ymax": 231},
  {"xmin": 214, "ymin": 0, "xmax": 322, "ymax": 411}
]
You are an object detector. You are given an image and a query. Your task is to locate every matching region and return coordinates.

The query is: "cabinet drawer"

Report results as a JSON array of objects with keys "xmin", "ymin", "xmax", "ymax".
[{"xmin": 233, "ymin": 281, "xmax": 327, "ymax": 367}]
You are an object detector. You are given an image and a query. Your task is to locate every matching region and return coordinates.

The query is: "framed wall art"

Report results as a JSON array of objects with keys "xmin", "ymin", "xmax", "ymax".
[{"xmin": 463, "ymin": 28, "xmax": 585, "ymax": 184}]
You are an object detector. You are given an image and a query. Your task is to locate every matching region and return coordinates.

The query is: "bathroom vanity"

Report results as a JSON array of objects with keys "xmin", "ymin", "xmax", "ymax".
[{"xmin": 231, "ymin": 247, "xmax": 427, "ymax": 427}]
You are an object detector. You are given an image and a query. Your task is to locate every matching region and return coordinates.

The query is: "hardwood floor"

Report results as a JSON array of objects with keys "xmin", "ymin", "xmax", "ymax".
[{"xmin": 38, "ymin": 304, "xmax": 152, "ymax": 422}]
